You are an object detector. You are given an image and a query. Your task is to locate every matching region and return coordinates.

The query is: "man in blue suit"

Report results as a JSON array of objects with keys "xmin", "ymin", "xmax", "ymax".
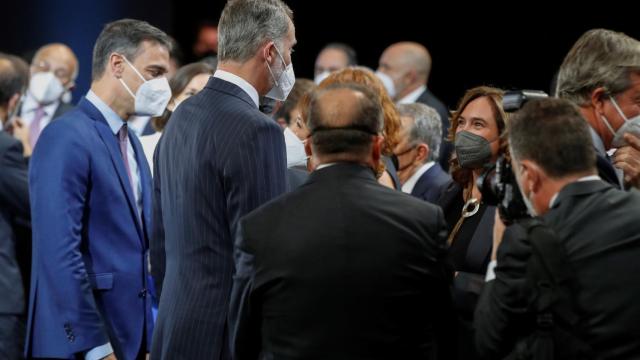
[
  {"xmin": 150, "ymin": 0, "xmax": 295, "ymax": 358},
  {"xmin": 27, "ymin": 19, "xmax": 173, "ymax": 359},
  {"xmin": 395, "ymin": 103, "xmax": 451, "ymax": 203}
]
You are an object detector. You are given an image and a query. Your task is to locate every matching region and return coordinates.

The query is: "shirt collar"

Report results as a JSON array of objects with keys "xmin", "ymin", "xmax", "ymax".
[
  {"xmin": 549, "ymin": 175, "xmax": 601, "ymax": 208},
  {"xmin": 401, "ymin": 161, "xmax": 435, "ymax": 194},
  {"xmin": 397, "ymin": 85, "xmax": 427, "ymax": 105},
  {"xmin": 213, "ymin": 70, "xmax": 260, "ymax": 108},
  {"xmin": 316, "ymin": 162, "xmax": 339, "ymax": 171},
  {"xmin": 85, "ymin": 90, "xmax": 126, "ymax": 135},
  {"xmin": 22, "ymin": 91, "xmax": 60, "ymax": 115}
]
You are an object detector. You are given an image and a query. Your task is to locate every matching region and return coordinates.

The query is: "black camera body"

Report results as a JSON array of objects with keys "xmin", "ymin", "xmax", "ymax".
[{"xmin": 477, "ymin": 90, "xmax": 548, "ymax": 225}]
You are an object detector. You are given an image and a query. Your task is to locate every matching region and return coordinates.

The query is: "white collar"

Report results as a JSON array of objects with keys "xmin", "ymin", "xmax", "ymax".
[
  {"xmin": 315, "ymin": 162, "xmax": 338, "ymax": 171},
  {"xmin": 213, "ymin": 70, "xmax": 259, "ymax": 108},
  {"xmin": 549, "ymin": 175, "xmax": 602, "ymax": 208},
  {"xmin": 22, "ymin": 91, "xmax": 60, "ymax": 115},
  {"xmin": 397, "ymin": 85, "xmax": 427, "ymax": 105},
  {"xmin": 401, "ymin": 161, "xmax": 435, "ymax": 194}
]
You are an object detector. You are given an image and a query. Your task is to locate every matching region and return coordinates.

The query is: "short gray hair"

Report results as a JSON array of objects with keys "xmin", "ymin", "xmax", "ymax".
[
  {"xmin": 218, "ymin": 0, "xmax": 293, "ymax": 63},
  {"xmin": 92, "ymin": 19, "xmax": 172, "ymax": 81},
  {"xmin": 557, "ymin": 28, "xmax": 640, "ymax": 105},
  {"xmin": 397, "ymin": 103, "xmax": 442, "ymax": 162}
]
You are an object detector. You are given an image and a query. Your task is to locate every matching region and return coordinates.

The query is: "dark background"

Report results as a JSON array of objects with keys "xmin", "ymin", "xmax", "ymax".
[{"xmin": 2, "ymin": 0, "xmax": 639, "ymax": 108}]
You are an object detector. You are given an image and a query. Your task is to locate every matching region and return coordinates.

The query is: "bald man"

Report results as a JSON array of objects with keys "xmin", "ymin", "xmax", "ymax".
[
  {"xmin": 378, "ymin": 41, "xmax": 452, "ymax": 171},
  {"xmin": 19, "ymin": 43, "xmax": 78, "ymax": 149},
  {"xmin": 229, "ymin": 82, "xmax": 454, "ymax": 360}
]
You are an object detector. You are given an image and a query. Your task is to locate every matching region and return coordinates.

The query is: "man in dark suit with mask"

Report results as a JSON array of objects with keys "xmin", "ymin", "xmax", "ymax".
[
  {"xmin": 151, "ymin": 1, "xmax": 295, "ymax": 358},
  {"xmin": 476, "ymin": 98, "xmax": 640, "ymax": 359},
  {"xmin": 230, "ymin": 83, "xmax": 454, "ymax": 360}
]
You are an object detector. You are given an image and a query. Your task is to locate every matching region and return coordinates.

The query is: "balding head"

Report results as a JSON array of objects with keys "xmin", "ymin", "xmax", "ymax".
[
  {"xmin": 32, "ymin": 43, "xmax": 79, "ymax": 86},
  {"xmin": 306, "ymin": 83, "xmax": 383, "ymax": 164},
  {"xmin": 378, "ymin": 41, "xmax": 432, "ymax": 100}
]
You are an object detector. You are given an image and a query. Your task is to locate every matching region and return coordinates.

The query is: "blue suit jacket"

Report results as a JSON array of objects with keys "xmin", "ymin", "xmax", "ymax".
[
  {"xmin": 26, "ymin": 98, "xmax": 154, "ymax": 359},
  {"xmin": 150, "ymin": 77, "xmax": 288, "ymax": 359},
  {"xmin": 410, "ymin": 162, "xmax": 451, "ymax": 203}
]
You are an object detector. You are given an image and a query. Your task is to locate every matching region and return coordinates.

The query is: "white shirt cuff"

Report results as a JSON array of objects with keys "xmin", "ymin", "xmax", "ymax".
[
  {"xmin": 485, "ymin": 260, "xmax": 497, "ymax": 282},
  {"xmin": 85, "ymin": 342, "xmax": 113, "ymax": 360}
]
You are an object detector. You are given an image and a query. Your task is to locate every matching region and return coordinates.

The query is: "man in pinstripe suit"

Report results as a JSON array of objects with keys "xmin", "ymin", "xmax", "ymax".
[{"xmin": 150, "ymin": 0, "xmax": 295, "ymax": 359}]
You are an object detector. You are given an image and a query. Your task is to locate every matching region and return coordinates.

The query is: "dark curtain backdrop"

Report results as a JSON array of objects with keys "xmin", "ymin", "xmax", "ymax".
[{"xmin": 1, "ymin": 0, "xmax": 639, "ymax": 108}]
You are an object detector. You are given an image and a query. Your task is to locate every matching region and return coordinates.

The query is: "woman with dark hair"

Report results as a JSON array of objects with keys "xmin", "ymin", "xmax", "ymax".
[
  {"xmin": 436, "ymin": 85, "xmax": 509, "ymax": 359},
  {"xmin": 140, "ymin": 62, "xmax": 214, "ymax": 174}
]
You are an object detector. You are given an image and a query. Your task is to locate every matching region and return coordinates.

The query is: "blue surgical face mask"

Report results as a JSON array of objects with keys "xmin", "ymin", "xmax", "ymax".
[{"xmin": 602, "ymin": 96, "xmax": 640, "ymax": 148}]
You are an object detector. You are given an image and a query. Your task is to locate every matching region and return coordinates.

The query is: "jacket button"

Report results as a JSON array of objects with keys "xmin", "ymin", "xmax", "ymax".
[{"xmin": 138, "ymin": 288, "xmax": 147, "ymax": 298}]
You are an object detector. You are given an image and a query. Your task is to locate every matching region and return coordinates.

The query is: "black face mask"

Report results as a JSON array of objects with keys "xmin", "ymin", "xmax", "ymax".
[
  {"xmin": 259, "ymin": 96, "xmax": 278, "ymax": 116},
  {"xmin": 454, "ymin": 131, "xmax": 494, "ymax": 169}
]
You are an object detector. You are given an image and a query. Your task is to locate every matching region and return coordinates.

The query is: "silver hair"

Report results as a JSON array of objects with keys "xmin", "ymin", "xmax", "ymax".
[
  {"xmin": 218, "ymin": 0, "xmax": 293, "ymax": 63},
  {"xmin": 556, "ymin": 28, "xmax": 640, "ymax": 105},
  {"xmin": 397, "ymin": 103, "xmax": 442, "ymax": 162}
]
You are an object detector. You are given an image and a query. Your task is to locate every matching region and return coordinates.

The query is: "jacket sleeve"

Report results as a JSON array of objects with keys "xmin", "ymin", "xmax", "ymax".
[
  {"xmin": 0, "ymin": 138, "xmax": 30, "ymax": 222},
  {"xmin": 474, "ymin": 223, "xmax": 532, "ymax": 359},
  {"xmin": 29, "ymin": 121, "xmax": 109, "ymax": 353}
]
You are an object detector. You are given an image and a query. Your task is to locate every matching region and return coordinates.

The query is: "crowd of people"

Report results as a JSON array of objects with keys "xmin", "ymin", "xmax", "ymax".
[{"xmin": 1, "ymin": 0, "xmax": 640, "ymax": 359}]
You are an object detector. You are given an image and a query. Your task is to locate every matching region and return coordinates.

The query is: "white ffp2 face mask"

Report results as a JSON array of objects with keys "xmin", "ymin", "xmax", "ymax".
[
  {"xmin": 29, "ymin": 72, "xmax": 65, "ymax": 105},
  {"xmin": 284, "ymin": 127, "xmax": 307, "ymax": 168},
  {"xmin": 119, "ymin": 56, "xmax": 172, "ymax": 117},
  {"xmin": 375, "ymin": 71, "xmax": 396, "ymax": 99},
  {"xmin": 604, "ymin": 96, "xmax": 640, "ymax": 148},
  {"xmin": 265, "ymin": 44, "xmax": 295, "ymax": 101}
]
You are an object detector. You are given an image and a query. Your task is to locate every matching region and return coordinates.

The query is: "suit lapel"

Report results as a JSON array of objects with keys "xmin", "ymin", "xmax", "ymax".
[{"xmin": 79, "ymin": 99, "xmax": 145, "ymax": 245}]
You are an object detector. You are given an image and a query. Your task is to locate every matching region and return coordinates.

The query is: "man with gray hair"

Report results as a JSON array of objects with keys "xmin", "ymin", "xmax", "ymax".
[
  {"xmin": 229, "ymin": 83, "xmax": 454, "ymax": 359},
  {"xmin": 394, "ymin": 103, "xmax": 451, "ymax": 203},
  {"xmin": 150, "ymin": 0, "xmax": 295, "ymax": 358},
  {"xmin": 556, "ymin": 28, "xmax": 640, "ymax": 189}
]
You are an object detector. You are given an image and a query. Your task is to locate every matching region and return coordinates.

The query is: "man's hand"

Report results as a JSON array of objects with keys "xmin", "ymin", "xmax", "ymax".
[
  {"xmin": 12, "ymin": 118, "xmax": 32, "ymax": 157},
  {"xmin": 491, "ymin": 209, "xmax": 506, "ymax": 261},
  {"xmin": 613, "ymin": 133, "xmax": 640, "ymax": 189},
  {"xmin": 101, "ymin": 353, "xmax": 117, "ymax": 360}
]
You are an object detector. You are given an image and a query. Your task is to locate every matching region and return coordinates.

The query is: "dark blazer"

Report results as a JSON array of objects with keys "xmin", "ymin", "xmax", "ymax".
[
  {"xmin": 287, "ymin": 167, "xmax": 308, "ymax": 190},
  {"xmin": 410, "ymin": 162, "xmax": 452, "ymax": 203},
  {"xmin": 26, "ymin": 98, "xmax": 154, "ymax": 359},
  {"xmin": 0, "ymin": 132, "xmax": 29, "ymax": 316},
  {"xmin": 475, "ymin": 180, "xmax": 640, "ymax": 359},
  {"xmin": 415, "ymin": 89, "xmax": 452, "ymax": 171},
  {"xmin": 229, "ymin": 163, "xmax": 455, "ymax": 360},
  {"xmin": 51, "ymin": 101, "xmax": 74, "ymax": 121},
  {"xmin": 150, "ymin": 77, "xmax": 288, "ymax": 360}
]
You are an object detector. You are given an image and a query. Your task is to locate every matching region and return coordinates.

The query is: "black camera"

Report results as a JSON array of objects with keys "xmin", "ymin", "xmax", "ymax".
[{"xmin": 477, "ymin": 90, "xmax": 548, "ymax": 225}]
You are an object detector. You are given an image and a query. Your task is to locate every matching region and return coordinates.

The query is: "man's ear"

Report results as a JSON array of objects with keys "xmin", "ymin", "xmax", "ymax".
[
  {"xmin": 109, "ymin": 53, "xmax": 126, "ymax": 79},
  {"xmin": 371, "ymin": 135, "xmax": 384, "ymax": 164},
  {"xmin": 520, "ymin": 159, "xmax": 543, "ymax": 194},
  {"xmin": 416, "ymin": 143, "xmax": 429, "ymax": 162},
  {"xmin": 590, "ymin": 87, "xmax": 608, "ymax": 115},
  {"xmin": 262, "ymin": 41, "xmax": 276, "ymax": 64},
  {"xmin": 304, "ymin": 136, "xmax": 313, "ymax": 157},
  {"xmin": 7, "ymin": 93, "xmax": 21, "ymax": 115}
]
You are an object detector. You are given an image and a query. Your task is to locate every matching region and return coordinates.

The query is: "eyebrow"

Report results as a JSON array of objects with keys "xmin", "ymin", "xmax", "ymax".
[{"xmin": 458, "ymin": 116, "xmax": 487, "ymax": 123}]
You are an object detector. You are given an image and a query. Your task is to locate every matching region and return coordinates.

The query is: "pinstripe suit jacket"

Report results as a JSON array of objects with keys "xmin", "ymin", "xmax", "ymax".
[{"xmin": 150, "ymin": 77, "xmax": 288, "ymax": 360}]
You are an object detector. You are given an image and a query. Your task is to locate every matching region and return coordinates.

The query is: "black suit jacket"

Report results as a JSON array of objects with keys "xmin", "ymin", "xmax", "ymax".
[
  {"xmin": 410, "ymin": 162, "xmax": 452, "ymax": 203},
  {"xmin": 415, "ymin": 89, "xmax": 452, "ymax": 172},
  {"xmin": 229, "ymin": 163, "xmax": 455, "ymax": 360},
  {"xmin": 150, "ymin": 77, "xmax": 288, "ymax": 360},
  {"xmin": 51, "ymin": 101, "xmax": 74, "ymax": 120},
  {"xmin": 475, "ymin": 180, "xmax": 640, "ymax": 359},
  {"xmin": 0, "ymin": 132, "xmax": 30, "ymax": 315}
]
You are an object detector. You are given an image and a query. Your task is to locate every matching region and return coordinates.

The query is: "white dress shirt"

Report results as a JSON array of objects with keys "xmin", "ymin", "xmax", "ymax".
[
  {"xmin": 213, "ymin": 70, "xmax": 260, "ymax": 108},
  {"xmin": 128, "ymin": 115, "xmax": 152, "ymax": 136},
  {"xmin": 401, "ymin": 161, "xmax": 435, "ymax": 194},
  {"xmin": 19, "ymin": 92, "xmax": 61, "ymax": 131},
  {"xmin": 140, "ymin": 131, "xmax": 162, "ymax": 176},
  {"xmin": 397, "ymin": 85, "xmax": 427, "ymax": 105}
]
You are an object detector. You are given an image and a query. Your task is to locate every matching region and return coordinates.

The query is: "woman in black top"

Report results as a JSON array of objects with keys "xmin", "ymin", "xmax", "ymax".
[{"xmin": 437, "ymin": 86, "xmax": 509, "ymax": 359}]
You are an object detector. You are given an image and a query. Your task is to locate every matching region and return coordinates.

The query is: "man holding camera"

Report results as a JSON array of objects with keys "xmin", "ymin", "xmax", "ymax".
[
  {"xmin": 474, "ymin": 98, "xmax": 640, "ymax": 359},
  {"xmin": 556, "ymin": 28, "xmax": 640, "ymax": 190}
]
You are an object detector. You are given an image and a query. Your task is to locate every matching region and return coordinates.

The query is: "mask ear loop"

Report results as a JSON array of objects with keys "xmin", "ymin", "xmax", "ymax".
[{"xmin": 117, "ymin": 54, "xmax": 147, "ymax": 99}]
